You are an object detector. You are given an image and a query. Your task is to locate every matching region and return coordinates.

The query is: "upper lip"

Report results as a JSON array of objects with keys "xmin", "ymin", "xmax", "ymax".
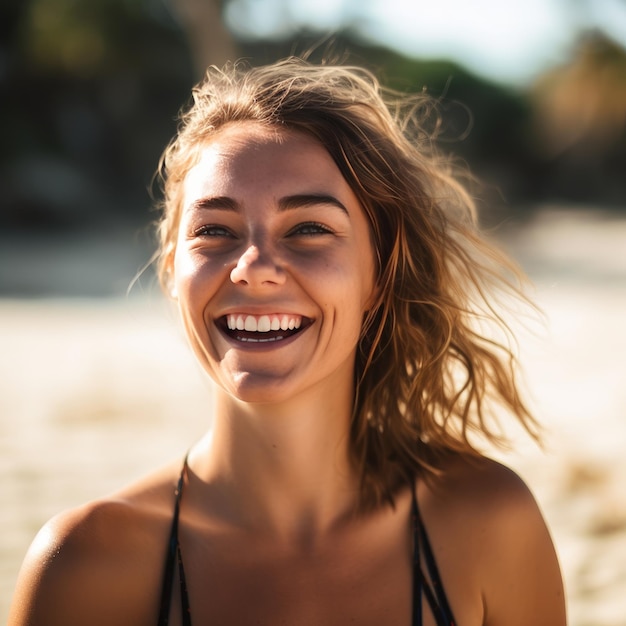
[{"xmin": 215, "ymin": 306, "xmax": 313, "ymax": 320}]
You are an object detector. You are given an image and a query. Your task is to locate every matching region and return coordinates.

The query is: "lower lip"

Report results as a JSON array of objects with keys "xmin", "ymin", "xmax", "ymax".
[{"xmin": 217, "ymin": 325, "xmax": 308, "ymax": 350}]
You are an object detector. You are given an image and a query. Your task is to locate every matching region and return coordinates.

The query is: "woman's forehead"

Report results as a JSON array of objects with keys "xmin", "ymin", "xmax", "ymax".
[{"xmin": 181, "ymin": 123, "xmax": 346, "ymax": 200}]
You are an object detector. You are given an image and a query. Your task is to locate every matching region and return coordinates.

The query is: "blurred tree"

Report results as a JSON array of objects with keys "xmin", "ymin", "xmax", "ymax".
[
  {"xmin": 168, "ymin": 0, "xmax": 240, "ymax": 74},
  {"xmin": 236, "ymin": 31, "xmax": 537, "ymax": 209},
  {"xmin": 532, "ymin": 32, "xmax": 626, "ymax": 157},
  {"xmin": 2, "ymin": 0, "xmax": 625, "ymax": 238},
  {"xmin": 530, "ymin": 31, "xmax": 626, "ymax": 203},
  {"xmin": 1, "ymin": 0, "xmax": 195, "ymax": 229}
]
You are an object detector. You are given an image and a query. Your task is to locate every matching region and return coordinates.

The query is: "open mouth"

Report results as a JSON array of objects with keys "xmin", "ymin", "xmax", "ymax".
[{"xmin": 218, "ymin": 313, "xmax": 311, "ymax": 344}]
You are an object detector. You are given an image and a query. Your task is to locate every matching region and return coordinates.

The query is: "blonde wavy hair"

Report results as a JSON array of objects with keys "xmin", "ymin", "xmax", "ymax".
[{"xmin": 156, "ymin": 57, "xmax": 539, "ymax": 506}]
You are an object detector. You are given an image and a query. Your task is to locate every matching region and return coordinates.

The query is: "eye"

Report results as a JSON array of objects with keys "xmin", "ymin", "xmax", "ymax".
[
  {"xmin": 288, "ymin": 222, "xmax": 334, "ymax": 237},
  {"xmin": 192, "ymin": 224, "xmax": 234, "ymax": 238}
]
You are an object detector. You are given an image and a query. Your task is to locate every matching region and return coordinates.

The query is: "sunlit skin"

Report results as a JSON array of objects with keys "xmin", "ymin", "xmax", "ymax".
[
  {"xmin": 7, "ymin": 120, "xmax": 566, "ymax": 626},
  {"xmin": 174, "ymin": 123, "xmax": 377, "ymax": 408},
  {"xmin": 171, "ymin": 123, "xmax": 380, "ymax": 540}
]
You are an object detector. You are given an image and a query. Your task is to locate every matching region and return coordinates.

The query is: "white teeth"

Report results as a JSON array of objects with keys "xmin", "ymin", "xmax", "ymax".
[
  {"xmin": 257, "ymin": 315, "xmax": 271, "ymax": 332},
  {"xmin": 225, "ymin": 314, "xmax": 304, "ymax": 333},
  {"xmin": 226, "ymin": 315, "xmax": 242, "ymax": 330}
]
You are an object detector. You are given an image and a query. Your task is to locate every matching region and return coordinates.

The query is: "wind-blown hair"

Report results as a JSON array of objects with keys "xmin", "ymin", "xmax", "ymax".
[{"xmin": 156, "ymin": 57, "xmax": 539, "ymax": 507}]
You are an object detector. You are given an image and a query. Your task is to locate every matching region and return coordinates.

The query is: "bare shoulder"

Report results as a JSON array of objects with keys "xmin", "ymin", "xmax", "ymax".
[
  {"xmin": 419, "ymin": 455, "xmax": 567, "ymax": 626},
  {"xmin": 423, "ymin": 454, "xmax": 542, "ymax": 518},
  {"xmin": 8, "ymin": 458, "xmax": 184, "ymax": 626}
]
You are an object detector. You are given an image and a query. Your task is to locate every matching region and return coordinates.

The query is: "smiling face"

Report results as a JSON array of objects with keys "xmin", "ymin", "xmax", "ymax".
[{"xmin": 173, "ymin": 123, "xmax": 377, "ymax": 405}]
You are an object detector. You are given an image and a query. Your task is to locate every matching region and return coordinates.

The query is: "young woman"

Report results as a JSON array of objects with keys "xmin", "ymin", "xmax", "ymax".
[{"xmin": 9, "ymin": 58, "xmax": 566, "ymax": 626}]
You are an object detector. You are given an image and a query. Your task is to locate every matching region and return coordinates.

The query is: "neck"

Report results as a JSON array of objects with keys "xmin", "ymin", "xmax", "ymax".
[{"xmin": 190, "ymin": 381, "xmax": 361, "ymax": 544}]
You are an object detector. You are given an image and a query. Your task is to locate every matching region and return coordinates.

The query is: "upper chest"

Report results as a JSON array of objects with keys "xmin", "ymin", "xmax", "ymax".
[
  {"xmin": 178, "ymin": 510, "xmax": 414, "ymax": 626},
  {"xmin": 158, "ymin": 476, "xmax": 487, "ymax": 626}
]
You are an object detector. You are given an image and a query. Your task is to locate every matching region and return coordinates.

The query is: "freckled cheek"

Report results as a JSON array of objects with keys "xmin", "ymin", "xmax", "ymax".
[
  {"xmin": 174, "ymin": 250, "xmax": 223, "ymax": 309},
  {"xmin": 318, "ymin": 271, "xmax": 372, "ymax": 317},
  {"xmin": 173, "ymin": 254, "xmax": 225, "ymax": 365},
  {"xmin": 173, "ymin": 251, "xmax": 196, "ymax": 296}
]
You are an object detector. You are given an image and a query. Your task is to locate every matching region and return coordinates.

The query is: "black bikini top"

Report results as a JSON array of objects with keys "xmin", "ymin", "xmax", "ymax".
[{"xmin": 157, "ymin": 457, "xmax": 456, "ymax": 626}]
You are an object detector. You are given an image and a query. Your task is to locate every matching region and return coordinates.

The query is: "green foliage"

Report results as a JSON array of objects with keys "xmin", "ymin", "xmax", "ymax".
[
  {"xmin": 239, "ymin": 31, "xmax": 538, "ymax": 204},
  {"xmin": 1, "ymin": 0, "xmax": 194, "ymax": 228},
  {"xmin": 1, "ymin": 4, "xmax": 625, "ymax": 232}
]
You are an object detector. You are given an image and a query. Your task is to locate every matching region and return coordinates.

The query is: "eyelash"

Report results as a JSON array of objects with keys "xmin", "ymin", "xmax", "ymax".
[
  {"xmin": 192, "ymin": 225, "xmax": 233, "ymax": 238},
  {"xmin": 192, "ymin": 222, "xmax": 334, "ymax": 238},
  {"xmin": 288, "ymin": 222, "xmax": 334, "ymax": 236}
]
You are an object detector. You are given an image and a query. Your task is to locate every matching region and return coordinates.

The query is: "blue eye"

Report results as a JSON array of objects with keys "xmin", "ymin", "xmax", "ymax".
[
  {"xmin": 193, "ymin": 225, "xmax": 233, "ymax": 237},
  {"xmin": 289, "ymin": 222, "xmax": 333, "ymax": 236}
]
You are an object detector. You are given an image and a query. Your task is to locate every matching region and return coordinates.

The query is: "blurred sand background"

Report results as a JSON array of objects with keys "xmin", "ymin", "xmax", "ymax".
[
  {"xmin": 1, "ymin": 207, "xmax": 626, "ymax": 625},
  {"xmin": 3, "ymin": 1, "xmax": 626, "ymax": 623}
]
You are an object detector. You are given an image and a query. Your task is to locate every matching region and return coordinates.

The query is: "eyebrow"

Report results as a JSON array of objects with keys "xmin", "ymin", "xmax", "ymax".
[
  {"xmin": 188, "ymin": 196, "xmax": 238, "ymax": 212},
  {"xmin": 188, "ymin": 194, "xmax": 349, "ymax": 215},
  {"xmin": 278, "ymin": 194, "xmax": 348, "ymax": 215}
]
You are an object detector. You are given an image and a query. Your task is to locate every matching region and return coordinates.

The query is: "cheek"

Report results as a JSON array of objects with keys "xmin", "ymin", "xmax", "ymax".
[
  {"xmin": 172, "ymin": 251, "xmax": 224, "ymax": 369},
  {"xmin": 328, "ymin": 271, "xmax": 374, "ymax": 335},
  {"xmin": 174, "ymin": 245, "xmax": 213, "ymax": 296},
  {"xmin": 314, "ymin": 252, "xmax": 376, "ymax": 315},
  {"xmin": 173, "ymin": 251, "xmax": 204, "ymax": 324},
  {"xmin": 172, "ymin": 252, "xmax": 219, "ymax": 338},
  {"xmin": 173, "ymin": 236, "xmax": 195, "ymax": 281},
  {"xmin": 357, "ymin": 249, "xmax": 378, "ymax": 312},
  {"xmin": 350, "ymin": 218, "xmax": 378, "ymax": 311}
]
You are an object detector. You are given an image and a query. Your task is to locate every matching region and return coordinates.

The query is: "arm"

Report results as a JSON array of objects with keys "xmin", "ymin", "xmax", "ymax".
[{"xmin": 478, "ymin": 465, "xmax": 567, "ymax": 626}]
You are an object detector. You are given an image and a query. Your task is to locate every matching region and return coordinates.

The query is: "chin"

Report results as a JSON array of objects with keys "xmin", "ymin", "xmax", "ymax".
[{"xmin": 219, "ymin": 370, "xmax": 304, "ymax": 405}]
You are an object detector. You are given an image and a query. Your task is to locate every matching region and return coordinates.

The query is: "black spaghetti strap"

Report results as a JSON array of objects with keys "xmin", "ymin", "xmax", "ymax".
[
  {"xmin": 419, "ymin": 518, "xmax": 456, "ymax": 625},
  {"xmin": 411, "ymin": 485, "xmax": 456, "ymax": 626},
  {"xmin": 157, "ymin": 455, "xmax": 190, "ymax": 626},
  {"xmin": 160, "ymin": 460, "xmax": 455, "ymax": 626},
  {"xmin": 178, "ymin": 541, "xmax": 192, "ymax": 626},
  {"xmin": 411, "ymin": 490, "xmax": 423, "ymax": 626}
]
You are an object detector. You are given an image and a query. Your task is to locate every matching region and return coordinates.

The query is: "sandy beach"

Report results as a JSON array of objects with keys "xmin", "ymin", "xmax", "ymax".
[{"xmin": 1, "ymin": 208, "xmax": 625, "ymax": 625}]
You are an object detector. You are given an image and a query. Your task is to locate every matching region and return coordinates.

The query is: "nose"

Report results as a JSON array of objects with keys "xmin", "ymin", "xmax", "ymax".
[{"xmin": 230, "ymin": 244, "xmax": 286, "ymax": 287}]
